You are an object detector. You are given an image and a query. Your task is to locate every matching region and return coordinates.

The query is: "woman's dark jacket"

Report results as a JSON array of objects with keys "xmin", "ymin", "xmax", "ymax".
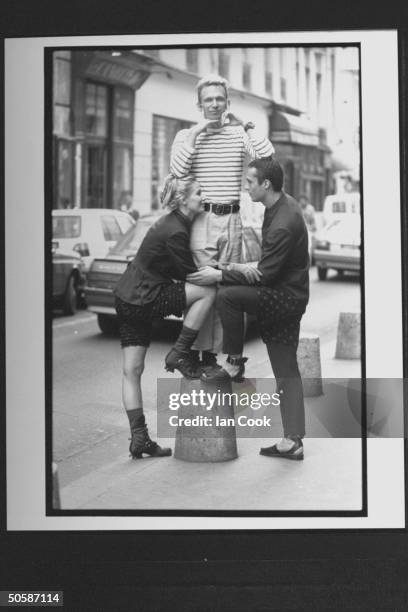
[{"xmin": 114, "ymin": 209, "xmax": 198, "ymax": 306}]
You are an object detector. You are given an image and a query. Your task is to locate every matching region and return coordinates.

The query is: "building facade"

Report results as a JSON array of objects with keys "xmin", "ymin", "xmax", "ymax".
[
  {"xmin": 53, "ymin": 50, "xmax": 153, "ymax": 211},
  {"xmin": 52, "ymin": 45, "xmax": 359, "ymax": 216}
]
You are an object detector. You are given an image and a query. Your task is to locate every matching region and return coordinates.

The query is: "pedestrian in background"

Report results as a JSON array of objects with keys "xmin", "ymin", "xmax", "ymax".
[
  {"xmin": 170, "ymin": 73, "xmax": 275, "ymax": 373},
  {"xmin": 113, "ymin": 175, "xmax": 216, "ymax": 459},
  {"xmin": 299, "ymin": 193, "xmax": 317, "ymax": 233},
  {"xmin": 119, "ymin": 190, "xmax": 140, "ymax": 221}
]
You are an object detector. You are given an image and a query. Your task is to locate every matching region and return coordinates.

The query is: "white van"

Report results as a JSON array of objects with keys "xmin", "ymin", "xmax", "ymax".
[{"xmin": 322, "ymin": 192, "xmax": 360, "ymax": 226}]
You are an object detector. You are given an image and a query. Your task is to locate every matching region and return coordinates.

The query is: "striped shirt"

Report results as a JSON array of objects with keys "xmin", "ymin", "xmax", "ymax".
[{"xmin": 170, "ymin": 125, "xmax": 275, "ymax": 204}]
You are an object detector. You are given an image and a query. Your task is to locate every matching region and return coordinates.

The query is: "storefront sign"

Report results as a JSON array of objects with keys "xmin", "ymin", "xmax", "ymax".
[
  {"xmin": 85, "ymin": 57, "xmax": 151, "ymax": 89},
  {"xmin": 272, "ymin": 129, "xmax": 319, "ymax": 147}
]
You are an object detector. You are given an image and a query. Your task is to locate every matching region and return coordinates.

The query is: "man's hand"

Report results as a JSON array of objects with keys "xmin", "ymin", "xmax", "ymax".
[
  {"xmin": 186, "ymin": 266, "xmax": 222, "ymax": 285},
  {"xmin": 226, "ymin": 112, "xmax": 255, "ymax": 131},
  {"xmin": 186, "ymin": 120, "xmax": 221, "ymax": 147},
  {"xmin": 228, "ymin": 262, "xmax": 263, "ymax": 284}
]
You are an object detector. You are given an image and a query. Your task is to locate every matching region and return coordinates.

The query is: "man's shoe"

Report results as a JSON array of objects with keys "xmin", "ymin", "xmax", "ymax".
[
  {"xmin": 129, "ymin": 425, "xmax": 172, "ymax": 459},
  {"xmin": 165, "ymin": 348, "xmax": 200, "ymax": 379},
  {"xmin": 260, "ymin": 437, "xmax": 304, "ymax": 461},
  {"xmin": 200, "ymin": 356, "xmax": 248, "ymax": 383}
]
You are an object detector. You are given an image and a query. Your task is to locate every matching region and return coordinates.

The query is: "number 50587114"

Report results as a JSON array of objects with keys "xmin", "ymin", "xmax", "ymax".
[{"xmin": 0, "ymin": 592, "xmax": 63, "ymax": 606}]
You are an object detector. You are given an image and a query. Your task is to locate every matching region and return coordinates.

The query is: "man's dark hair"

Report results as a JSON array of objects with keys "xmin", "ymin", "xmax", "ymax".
[{"xmin": 248, "ymin": 157, "xmax": 284, "ymax": 192}]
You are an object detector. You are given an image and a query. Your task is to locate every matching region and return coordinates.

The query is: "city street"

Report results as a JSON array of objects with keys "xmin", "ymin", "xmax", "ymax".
[{"xmin": 53, "ymin": 267, "xmax": 361, "ymax": 510}]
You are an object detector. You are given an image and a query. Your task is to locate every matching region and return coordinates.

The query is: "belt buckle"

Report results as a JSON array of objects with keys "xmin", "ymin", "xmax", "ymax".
[{"xmin": 214, "ymin": 203, "xmax": 222, "ymax": 215}]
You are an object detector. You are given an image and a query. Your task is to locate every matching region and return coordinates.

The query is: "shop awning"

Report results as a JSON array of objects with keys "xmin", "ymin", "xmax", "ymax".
[
  {"xmin": 270, "ymin": 111, "xmax": 319, "ymax": 147},
  {"xmin": 80, "ymin": 50, "xmax": 153, "ymax": 89}
]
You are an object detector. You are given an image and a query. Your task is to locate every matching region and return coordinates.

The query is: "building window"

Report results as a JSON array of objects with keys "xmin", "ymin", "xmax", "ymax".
[
  {"xmin": 218, "ymin": 49, "xmax": 230, "ymax": 79},
  {"xmin": 53, "ymin": 52, "xmax": 74, "ymax": 208},
  {"xmin": 242, "ymin": 49, "xmax": 252, "ymax": 90},
  {"xmin": 151, "ymin": 115, "xmax": 193, "ymax": 210},
  {"xmin": 265, "ymin": 71, "xmax": 273, "ymax": 96},
  {"xmin": 54, "ymin": 139, "xmax": 75, "ymax": 209},
  {"xmin": 85, "ymin": 82, "xmax": 108, "ymax": 137},
  {"xmin": 210, "ymin": 48, "xmax": 218, "ymax": 72},
  {"xmin": 112, "ymin": 87, "xmax": 134, "ymax": 209},
  {"xmin": 113, "ymin": 87, "xmax": 133, "ymax": 140},
  {"xmin": 280, "ymin": 77, "xmax": 287, "ymax": 101},
  {"xmin": 315, "ymin": 52, "xmax": 322, "ymax": 73},
  {"xmin": 264, "ymin": 49, "xmax": 272, "ymax": 96},
  {"xmin": 305, "ymin": 67, "xmax": 310, "ymax": 111},
  {"xmin": 186, "ymin": 48, "xmax": 199, "ymax": 73},
  {"xmin": 278, "ymin": 49, "xmax": 287, "ymax": 101},
  {"xmin": 82, "ymin": 81, "xmax": 134, "ymax": 208},
  {"xmin": 83, "ymin": 143, "xmax": 108, "ymax": 208},
  {"xmin": 316, "ymin": 72, "xmax": 322, "ymax": 117},
  {"xmin": 295, "ymin": 49, "xmax": 300, "ymax": 105},
  {"xmin": 53, "ymin": 53, "xmax": 72, "ymax": 136}
]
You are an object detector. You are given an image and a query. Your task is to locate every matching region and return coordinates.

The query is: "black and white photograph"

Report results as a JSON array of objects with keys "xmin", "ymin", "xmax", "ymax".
[
  {"xmin": 51, "ymin": 43, "xmax": 364, "ymax": 514},
  {"xmin": 4, "ymin": 30, "xmax": 405, "ymax": 529}
]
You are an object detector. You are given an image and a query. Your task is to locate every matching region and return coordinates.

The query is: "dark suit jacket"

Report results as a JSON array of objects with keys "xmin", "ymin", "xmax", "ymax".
[
  {"xmin": 114, "ymin": 209, "xmax": 198, "ymax": 306},
  {"xmin": 222, "ymin": 192, "xmax": 310, "ymax": 303}
]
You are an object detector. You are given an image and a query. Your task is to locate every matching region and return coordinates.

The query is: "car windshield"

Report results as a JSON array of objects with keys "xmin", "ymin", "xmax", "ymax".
[
  {"xmin": 53, "ymin": 216, "xmax": 81, "ymax": 238},
  {"xmin": 326, "ymin": 217, "xmax": 360, "ymax": 239},
  {"xmin": 109, "ymin": 217, "xmax": 154, "ymax": 257}
]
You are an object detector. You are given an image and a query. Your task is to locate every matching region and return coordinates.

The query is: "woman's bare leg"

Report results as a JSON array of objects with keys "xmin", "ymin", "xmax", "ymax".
[
  {"xmin": 183, "ymin": 282, "xmax": 216, "ymax": 328},
  {"xmin": 122, "ymin": 345, "xmax": 148, "ymax": 411},
  {"xmin": 122, "ymin": 344, "xmax": 171, "ymax": 458}
]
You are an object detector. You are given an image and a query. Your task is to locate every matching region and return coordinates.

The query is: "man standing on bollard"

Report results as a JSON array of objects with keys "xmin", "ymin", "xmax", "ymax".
[
  {"xmin": 188, "ymin": 157, "xmax": 310, "ymax": 460},
  {"xmin": 171, "ymin": 74, "xmax": 274, "ymax": 372}
]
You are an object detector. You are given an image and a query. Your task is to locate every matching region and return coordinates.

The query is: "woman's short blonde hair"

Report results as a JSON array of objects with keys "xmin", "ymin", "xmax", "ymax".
[{"xmin": 160, "ymin": 174, "xmax": 197, "ymax": 211}]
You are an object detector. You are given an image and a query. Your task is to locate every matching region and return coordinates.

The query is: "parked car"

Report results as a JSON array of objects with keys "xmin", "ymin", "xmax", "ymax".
[
  {"xmin": 321, "ymin": 192, "xmax": 360, "ymax": 226},
  {"xmin": 85, "ymin": 216, "xmax": 262, "ymax": 335},
  {"xmin": 52, "ymin": 208, "xmax": 136, "ymax": 272},
  {"xmin": 313, "ymin": 215, "xmax": 361, "ymax": 280},
  {"xmin": 52, "ymin": 240, "xmax": 86, "ymax": 315}
]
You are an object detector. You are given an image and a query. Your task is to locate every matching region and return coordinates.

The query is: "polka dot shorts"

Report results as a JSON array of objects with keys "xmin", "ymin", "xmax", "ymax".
[
  {"xmin": 256, "ymin": 287, "xmax": 307, "ymax": 348},
  {"xmin": 115, "ymin": 282, "xmax": 186, "ymax": 348}
]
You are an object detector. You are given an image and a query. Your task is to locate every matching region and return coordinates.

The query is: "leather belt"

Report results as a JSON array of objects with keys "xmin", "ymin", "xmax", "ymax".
[{"xmin": 204, "ymin": 201, "xmax": 240, "ymax": 215}]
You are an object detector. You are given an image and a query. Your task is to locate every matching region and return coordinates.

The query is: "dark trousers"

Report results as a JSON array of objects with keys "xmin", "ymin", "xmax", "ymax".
[{"xmin": 216, "ymin": 285, "xmax": 305, "ymax": 438}]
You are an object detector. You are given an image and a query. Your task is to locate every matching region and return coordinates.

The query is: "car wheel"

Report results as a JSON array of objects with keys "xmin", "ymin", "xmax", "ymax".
[
  {"xmin": 63, "ymin": 275, "xmax": 77, "ymax": 316},
  {"xmin": 97, "ymin": 314, "xmax": 118, "ymax": 335},
  {"xmin": 317, "ymin": 266, "xmax": 328, "ymax": 281}
]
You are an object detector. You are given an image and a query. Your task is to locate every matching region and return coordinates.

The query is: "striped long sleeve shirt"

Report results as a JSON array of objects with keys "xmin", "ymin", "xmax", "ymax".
[{"xmin": 170, "ymin": 125, "xmax": 275, "ymax": 204}]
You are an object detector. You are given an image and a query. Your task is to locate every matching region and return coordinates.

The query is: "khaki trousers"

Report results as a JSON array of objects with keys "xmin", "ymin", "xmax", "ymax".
[{"xmin": 190, "ymin": 210, "xmax": 243, "ymax": 353}]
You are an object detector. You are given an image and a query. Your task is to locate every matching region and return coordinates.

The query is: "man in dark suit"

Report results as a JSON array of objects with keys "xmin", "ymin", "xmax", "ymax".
[{"xmin": 188, "ymin": 157, "xmax": 309, "ymax": 460}]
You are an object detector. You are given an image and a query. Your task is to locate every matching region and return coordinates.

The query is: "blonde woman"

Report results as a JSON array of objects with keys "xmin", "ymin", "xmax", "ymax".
[{"xmin": 114, "ymin": 175, "xmax": 216, "ymax": 459}]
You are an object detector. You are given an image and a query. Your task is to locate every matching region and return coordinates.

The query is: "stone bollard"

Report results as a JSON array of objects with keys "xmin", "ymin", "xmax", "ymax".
[
  {"xmin": 297, "ymin": 333, "xmax": 323, "ymax": 397},
  {"xmin": 52, "ymin": 462, "xmax": 61, "ymax": 509},
  {"xmin": 174, "ymin": 377, "xmax": 238, "ymax": 462},
  {"xmin": 335, "ymin": 312, "xmax": 361, "ymax": 359}
]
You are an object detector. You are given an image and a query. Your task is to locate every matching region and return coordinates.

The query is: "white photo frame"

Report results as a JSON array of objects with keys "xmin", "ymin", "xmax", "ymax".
[{"xmin": 5, "ymin": 30, "xmax": 405, "ymax": 530}]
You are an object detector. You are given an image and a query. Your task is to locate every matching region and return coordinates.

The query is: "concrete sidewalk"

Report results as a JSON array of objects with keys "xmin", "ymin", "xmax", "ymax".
[{"xmin": 58, "ymin": 336, "xmax": 363, "ymax": 512}]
